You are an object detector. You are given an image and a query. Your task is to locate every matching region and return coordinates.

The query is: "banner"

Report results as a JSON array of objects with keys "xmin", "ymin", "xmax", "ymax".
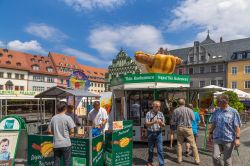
[
  {"xmin": 67, "ymin": 71, "xmax": 90, "ymax": 90},
  {"xmin": 0, "ymin": 132, "xmax": 19, "ymax": 166}
]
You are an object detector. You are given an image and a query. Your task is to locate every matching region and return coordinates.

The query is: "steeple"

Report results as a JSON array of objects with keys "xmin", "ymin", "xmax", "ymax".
[{"xmin": 201, "ymin": 30, "xmax": 216, "ymax": 45}]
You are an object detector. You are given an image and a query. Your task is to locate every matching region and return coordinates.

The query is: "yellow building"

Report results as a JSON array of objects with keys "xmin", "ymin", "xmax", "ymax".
[{"xmin": 227, "ymin": 59, "xmax": 250, "ymax": 93}]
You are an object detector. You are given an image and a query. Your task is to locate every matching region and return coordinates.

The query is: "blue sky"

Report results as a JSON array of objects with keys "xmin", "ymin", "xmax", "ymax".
[{"xmin": 1, "ymin": 0, "xmax": 250, "ymax": 67}]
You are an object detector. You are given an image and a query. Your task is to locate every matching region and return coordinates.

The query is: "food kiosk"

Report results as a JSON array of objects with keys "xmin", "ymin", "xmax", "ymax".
[
  {"xmin": 27, "ymin": 86, "xmax": 103, "ymax": 166},
  {"xmin": 110, "ymin": 73, "xmax": 218, "ymax": 142}
]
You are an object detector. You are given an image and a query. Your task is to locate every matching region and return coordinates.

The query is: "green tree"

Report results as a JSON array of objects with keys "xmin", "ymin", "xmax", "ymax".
[{"xmin": 222, "ymin": 91, "xmax": 244, "ymax": 113}]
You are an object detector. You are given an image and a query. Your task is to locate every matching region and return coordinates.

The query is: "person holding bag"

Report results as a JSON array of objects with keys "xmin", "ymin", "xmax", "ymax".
[{"xmin": 145, "ymin": 100, "xmax": 165, "ymax": 166}]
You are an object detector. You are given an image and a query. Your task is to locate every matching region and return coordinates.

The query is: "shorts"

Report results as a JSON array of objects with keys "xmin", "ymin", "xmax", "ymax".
[{"xmin": 170, "ymin": 125, "xmax": 177, "ymax": 131}]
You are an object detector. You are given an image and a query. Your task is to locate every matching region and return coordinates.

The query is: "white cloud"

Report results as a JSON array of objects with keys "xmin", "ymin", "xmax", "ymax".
[
  {"xmin": 63, "ymin": 47, "xmax": 108, "ymax": 65},
  {"xmin": 63, "ymin": 0, "xmax": 126, "ymax": 11},
  {"xmin": 25, "ymin": 23, "xmax": 68, "ymax": 42},
  {"xmin": 88, "ymin": 25, "xmax": 182, "ymax": 56},
  {"xmin": 6, "ymin": 40, "xmax": 46, "ymax": 54},
  {"xmin": 169, "ymin": 0, "xmax": 250, "ymax": 41}
]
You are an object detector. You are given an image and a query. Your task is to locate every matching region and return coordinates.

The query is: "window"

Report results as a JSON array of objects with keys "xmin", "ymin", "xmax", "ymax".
[
  {"xmin": 210, "ymin": 80, "xmax": 216, "ymax": 85},
  {"xmin": 199, "ymin": 67, "xmax": 205, "ymax": 74},
  {"xmin": 15, "ymin": 73, "xmax": 20, "ymax": 79},
  {"xmin": 20, "ymin": 74, "xmax": 24, "ymax": 80},
  {"xmin": 33, "ymin": 75, "xmax": 44, "ymax": 82},
  {"xmin": 15, "ymin": 86, "xmax": 19, "ymax": 91},
  {"xmin": 247, "ymin": 52, "xmax": 250, "ymax": 58},
  {"xmin": 189, "ymin": 56, "xmax": 194, "ymax": 62},
  {"xmin": 0, "ymin": 53, "xmax": 2, "ymax": 57},
  {"xmin": 232, "ymin": 81, "xmax": 237, "ymax": 89},
  {"xmin": 218, "ymin": 65, "xmax": 224, "ymax": 72},
  {"xmin": 32, "ymin": 65, "xmax": 40, "ymax": 70},
  {"xmin": 0, "ymin": 72, "xmax": 3, "ymax": 78},
  {"xmin": 38, "ymin": 60, "xmax": 42, "ymax": 63},
  {"xmin": 200, "ymin": 81, "xmax": 205, "ymax": 87},
  {"xmin": 31, "ymin": 58, "xmax": 35, "ymax": 62},
  {"xmin": 98, "ymin": 83, "xmax": 100, "ymax": 87},
  {"xmin": 101, "ymin": 84, "xmax": 104, "ymax": 88},
  {"xmin": 218, "ymin": 80, "xmax": 224, "ymax": 87},
  {"xmin": 6, "ymin": 61, "xmax": 11, "ymax": 65},
  {"xmin": 178, "ymin": 68, "xmax": 184, "ymax": 75},
  {"xmin": 45, "ymin": 61, "xmax": 49, "ymax": 64},
  {"xmin": 20, "ymin": 86, "xmax": 24, "ymax": 91},
  {"xmin": 32, "ymin": 86, "xmax": 45, "ymax": 92},
  {"xmin": 238, "ymin": 53, "xmax": 242, "ymax": 59},
  {"xmin": 47, "ymin": 77, "xmax": 54, "ymax": 83},
  {"xmin": 245, "ymin": 81, "xmax": 250, "ymax": 89},
  {"xmin": 200, "ymin": 55, "xmax": 206, "ymax": 61},
  {"xmin": 7, "ymin": 73, "xmax": 12, "ymax": 79},
  {"xmin": 47, "ymin": 67, "xmax": 53, "ymax": 72},
  {"xmin": 245, "ymin": 66, "xmax": 250, "ymax": 74},
  {"xmin": 232, "ymin": 67, "xmax": 237, "ymax": 75},
  {"xmin": 61, "ymin": 79, "xmax": 64, "ymax": 84},
  {"xmin": 5, "ymin": 85, "xmax": 13, "ymax": 90},
  {"xmin": 189, "ymin": 68, "xmax": 194, "ymax": 75},
  {"xmin": 95, "ymin": 83, "xmax": 96, "ymax": 87},
  {"xmin": 211, "ymin": 65, "xmax": 216, "ymax": 73},
  {"xmin": 0, "ymin": 85, "xmax": 3, "ymax": 90},
  {"xmin": 8, "ymin": 54, "xmax": 13, "ymax": 59}
]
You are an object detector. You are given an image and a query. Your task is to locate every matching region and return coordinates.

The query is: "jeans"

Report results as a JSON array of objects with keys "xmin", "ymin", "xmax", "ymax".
[
  {"xmin": 213, "ymin": 142, "xmax": 234, "ymax": 166},
  {"xmin": 177, "ymin": 126, "xmax": 200, "ymax": 163},
  {"xmin": 147, "ymin": 131, "xmax": 164, "ymax": 166},
  {"xmin": 54, "ymin": 146, "xmax": 72, "ymax": 166}
]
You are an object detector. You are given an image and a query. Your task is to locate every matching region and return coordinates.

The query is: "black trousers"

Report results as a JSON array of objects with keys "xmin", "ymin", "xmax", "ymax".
[{"xmin": 53, "ymin": 146, "xmax": 71, "ymax": 166}]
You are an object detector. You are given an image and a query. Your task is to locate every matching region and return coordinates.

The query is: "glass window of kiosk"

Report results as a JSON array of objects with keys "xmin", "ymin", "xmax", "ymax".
[{"xmin": 127, "ymin": 92, "xmax": 141, "ymax": 126}]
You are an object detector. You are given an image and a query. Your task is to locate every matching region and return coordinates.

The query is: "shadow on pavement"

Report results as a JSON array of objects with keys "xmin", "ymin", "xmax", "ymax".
[
  {"xmin": 242, "ymin": 141, "xmax": 250, "ymax": 147},
  {"xmin": 133, "ymin": 157, "xmax": 147, "ymax": 165}
]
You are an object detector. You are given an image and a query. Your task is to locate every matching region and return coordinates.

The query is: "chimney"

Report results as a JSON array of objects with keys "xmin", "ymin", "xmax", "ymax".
[{"xmin": 220, "ymin": 37, "xmax": 223, "ymax": 43}]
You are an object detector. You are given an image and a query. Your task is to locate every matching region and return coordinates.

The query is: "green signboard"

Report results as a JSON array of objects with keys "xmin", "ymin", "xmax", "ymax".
[
  {"xmin": 28, "ymin": 134, "xmax": 103, "ymax": 166},
  {"xmin": 104, "ymin": 120, "xmax": 133, "ymax": 166},
  {"xmin": 110, "ymin": 73, "xmax": 190, "ymax": 86}
]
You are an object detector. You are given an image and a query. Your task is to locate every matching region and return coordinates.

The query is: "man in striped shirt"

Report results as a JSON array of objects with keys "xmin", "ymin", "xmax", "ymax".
[{"xmin": 145, "ymin": 100, "xmax": 165, "ymax": 166}]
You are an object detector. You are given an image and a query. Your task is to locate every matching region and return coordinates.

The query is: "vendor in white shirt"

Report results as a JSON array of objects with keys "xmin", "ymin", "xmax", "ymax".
[{"xmin": 88, "ymin": 101, "xmax": 108, "ymax": 132}]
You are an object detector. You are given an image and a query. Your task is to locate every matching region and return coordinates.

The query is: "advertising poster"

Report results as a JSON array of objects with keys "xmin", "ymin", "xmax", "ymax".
[
  {"xmin": 105, "ymin": 121, "xmax": 133, "ymax": 166},
  {"xmin": 0, "ymin": 132, "xmax": 19, "ymax": 166},
  {"xmin": 100, "ymin": 92, "xmax": 112, "ymax": 115}
]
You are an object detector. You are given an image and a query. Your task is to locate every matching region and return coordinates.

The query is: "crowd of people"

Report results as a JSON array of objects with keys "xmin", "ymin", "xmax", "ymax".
[
  {"xmin": 145, "ymin": 94, "xmax": 241, "ymax": 166},
  {"xmin": 48, "ymin": 101, "xmax": 108, "ymax": 166}
]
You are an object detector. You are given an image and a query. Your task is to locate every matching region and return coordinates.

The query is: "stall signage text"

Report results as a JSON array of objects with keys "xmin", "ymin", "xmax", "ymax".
[
  {"xmin": 0, "ymin": 90, "xmax": 37, "ymax": 96},
  {"xmin": 110, "ymin": 73, "xmax": 190, "ymax": 86}
]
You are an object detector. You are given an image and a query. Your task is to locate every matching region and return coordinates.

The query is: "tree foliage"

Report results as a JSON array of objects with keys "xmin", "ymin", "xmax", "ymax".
[{"xmin": 222, "ymin": 91, "xmax": 244, "ymax": 113}]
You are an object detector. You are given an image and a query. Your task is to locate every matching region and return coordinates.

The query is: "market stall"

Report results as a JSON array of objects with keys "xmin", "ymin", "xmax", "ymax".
[
  {"xmin": 27, "ymin": 86, "xmax": 103, "ymax": 166},
  {"xmin": 110, "ymin": 73, "xmax": 219, "ymax": 142}
]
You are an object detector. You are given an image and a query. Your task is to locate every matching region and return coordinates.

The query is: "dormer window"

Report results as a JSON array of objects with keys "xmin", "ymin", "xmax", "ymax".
[
  {"xmin": 16, "ymin": 62, "xmax": 21, "ymax": 67},
  {"xmin": 34, "ymin": 55, "xmax": 37, "ymax": 58},
  {"xmin": 238, "ymin": 53, "xmax": 242, "ymax": 59},
  {"xmin": 32, "ymin": 65, "xmax": 40, "ymax": 70},
  {"xmin": 47, "ymin": 67, "xmax": 53, "ymax": 72},
  {"xmin": 0, "ymin": 53, "xmax": 3, "ymax": 57},
  {"xmin": 94, "ymin": 72, "xmax": 98, "ymax": 75},
  {"xmin": 45, "ymin": 61, "xmax": 49, "ymax": 64},
  {"xmin": 189, "ymin": 56, "xmax": 194, "ymax": 62},
  {"xmin": 38, "ymin": 60, "xmax": 42, "ymax": 63},
  {"xmin": 31, "ymin": 58, "xmax": 35, "ymax": 62},
  {"xmin": 6, "ymin": 61, "xmax": 11, "ymax": 65},
  {"xmin": 8, "ymin": 54, "xmax": 13, "ymax": 59}
]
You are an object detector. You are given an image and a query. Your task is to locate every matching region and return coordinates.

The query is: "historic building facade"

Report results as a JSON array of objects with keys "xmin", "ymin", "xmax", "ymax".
[
  {"xmin": 106, "ymin": 49, "xmax": 141, "ymax": 90},
  {"xmin": 227, "ymin": 50, "xmax": 250, "ymax": 93},
  {"xmin": 168, "ymin": 33, "xmax": 250, "ymax": 90}
]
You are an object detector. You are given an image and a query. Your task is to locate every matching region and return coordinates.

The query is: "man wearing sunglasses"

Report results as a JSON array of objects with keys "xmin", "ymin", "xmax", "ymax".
[
  {"xmin": 209, "ymin": 94, "xmax": 241, "ymax": 166},
  {"xmin": 145, "ymin": 100, "xmax": 165, "ymax": 166}
]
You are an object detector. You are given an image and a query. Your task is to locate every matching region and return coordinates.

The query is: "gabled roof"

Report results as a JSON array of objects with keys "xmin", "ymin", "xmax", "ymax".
[
  {"xmin": 79, "ymin": 64, "xmax": 107, "ymax": 83},
  {"xmin": 0, "ymin": 48, "xmax": 30, "ymax": 71},
  {"xmin": 49, "ymin": 52, "xmax": 80, "ymax": 77},
  {"xmin": 25, "ymin": 53, "xmax": 57, "ymax": 76},
  {"xmin": 169, "ymin": 38, "xmax": 250, "ymax": 62}
]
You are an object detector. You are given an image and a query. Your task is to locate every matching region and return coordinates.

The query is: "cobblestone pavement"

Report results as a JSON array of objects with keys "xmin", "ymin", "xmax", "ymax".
[{"xmin": 133, "ymin": 123, "xmax": 250, "ymax": 166}]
